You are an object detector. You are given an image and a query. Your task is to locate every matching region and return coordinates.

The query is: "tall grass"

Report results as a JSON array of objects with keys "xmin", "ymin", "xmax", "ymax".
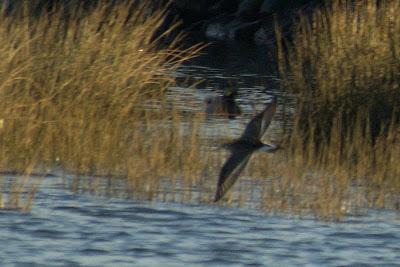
[
  {"xmin": 0, "ymin": 1, "xmax": 207, "ymax": 210},
  {"xmin": 2, "ymin": 0, "xmax": 399, "ymax": 219},
  {"xmin": 278, "ymin": 0, "xmax": 400, "ymax": 133},
  {"xmin": 274, "ymin": 0, "xmax": 400, "ymax": 218}
]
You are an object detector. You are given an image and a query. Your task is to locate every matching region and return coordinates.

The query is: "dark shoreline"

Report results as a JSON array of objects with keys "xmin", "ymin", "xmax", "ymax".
[
  {"xmin": 169, "ymin": 0, "xmax": 324, "ymax": 44},
  {"xmin": 1, "ymin": 0, "xmax": 323, "ymax": 44}
]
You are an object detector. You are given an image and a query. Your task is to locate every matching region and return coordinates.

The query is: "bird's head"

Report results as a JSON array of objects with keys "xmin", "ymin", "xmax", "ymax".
[{"xmin": 224, "ymin": 88, "xmax": 237, "ymax": 98}]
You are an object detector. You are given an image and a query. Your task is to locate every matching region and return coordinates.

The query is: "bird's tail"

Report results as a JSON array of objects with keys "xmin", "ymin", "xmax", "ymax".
[{"xmin": 260, "ymin": 143, "xmax": 280, "ymax": 153}]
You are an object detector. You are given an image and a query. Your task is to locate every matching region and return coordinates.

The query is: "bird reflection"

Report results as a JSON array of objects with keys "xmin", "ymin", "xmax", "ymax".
[{"xmin": 214, "ymin": 97, "xmax": 279, "ymax": 202}]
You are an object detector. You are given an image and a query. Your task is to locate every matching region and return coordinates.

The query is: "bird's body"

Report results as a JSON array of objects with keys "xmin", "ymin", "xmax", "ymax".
[
  {"xmin": 205, "ymin": 86, "xmax": 241, "ymax": 119},
  {"xmin": 214, "ymin": 97, "xmax": 279, "ymax": 202}
]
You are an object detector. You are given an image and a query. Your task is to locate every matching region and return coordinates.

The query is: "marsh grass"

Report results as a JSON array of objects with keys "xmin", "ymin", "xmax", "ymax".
[
  {"xmin": 0, "ymin": 1, "xmax": 210, "ymax": 210},
  {"xmin": 2, "ymin": 0, "xmax": 399, "ymax": 219},
  {"xmin": 272, "ymin": 0, "xmax": 400, "ymax": 218},
  {"xmin": 0, "ymin": 165, "xmax": 41, "ymax": 211},
  {"xmin": 277, "ymin": 0, "xmax": 400, "ymax": 133}
]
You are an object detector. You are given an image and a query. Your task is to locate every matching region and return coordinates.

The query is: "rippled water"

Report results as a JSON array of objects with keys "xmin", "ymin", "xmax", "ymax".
[
  {"xmin": 1, "ymin": 43, "xmax": 400, "ymax": 266},
  {"xmin": 1, "ymin": 176, "xmax": 399, "ymax": 266}
]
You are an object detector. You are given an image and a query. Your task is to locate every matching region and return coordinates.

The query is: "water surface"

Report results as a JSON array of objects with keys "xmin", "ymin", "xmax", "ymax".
[
  {"xmin": 1, "ymin": 43, "xmax": 399, "ymax": 266},
  {"xmin": 1, "ymin": 176, "xmax": 399, "ymax": 267}
]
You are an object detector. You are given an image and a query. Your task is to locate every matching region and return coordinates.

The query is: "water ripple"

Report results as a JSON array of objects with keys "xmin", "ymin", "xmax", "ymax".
[{"xmin": 1, "ymin": 178, "xmax": 399, "ymax": 266}]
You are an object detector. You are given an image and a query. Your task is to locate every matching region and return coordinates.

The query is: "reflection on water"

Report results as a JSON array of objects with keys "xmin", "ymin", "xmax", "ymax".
[
  {"xmin": 167, "ymin": 43, "xmax": 289, "ymax": 157},
  {"xmin": 0, "ymin": 177, "xmax": 399, "ymax": 266},
  {"xmin": 2, "ymin": 42, "xmax": 399, "ymax": 266}
]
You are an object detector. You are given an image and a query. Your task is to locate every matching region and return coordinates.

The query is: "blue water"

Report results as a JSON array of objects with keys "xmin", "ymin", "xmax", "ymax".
[
  {"xmin": 0, "ymin": 177, "xmax": 399, "ymax": 267},
  {"xmin": 1, "ymin": 44, "xmax": 399, "ymax": 266}
]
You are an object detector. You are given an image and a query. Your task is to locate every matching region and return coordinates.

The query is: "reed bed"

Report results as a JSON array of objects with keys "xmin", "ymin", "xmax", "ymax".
[
  {"xmin": 0, "ymin": 1, "xmax": 210, "ymax": 210},
  {"xmin": 2, "ymin": 0, "xmax": 399, "ymax": 219},
  {"xmin": 272, "ymin": 0, "xmax": 400, "ymax": 218}
]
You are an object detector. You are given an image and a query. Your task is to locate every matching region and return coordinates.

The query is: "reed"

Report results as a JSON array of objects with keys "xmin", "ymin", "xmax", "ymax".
[
  {"xmin": 273, "ymin": 0, "xmax": 400, "ymax": 218},
  {"xmin": 2, "ymin": 0, "xmax": 399, "ymax": 219},
  {"xmin": 0, "ymin": 1, "xmax": 208, "ymax": 210},
  {"xmin": 278, "ymin": 0, "xmax": 400, "ymax": 133}
]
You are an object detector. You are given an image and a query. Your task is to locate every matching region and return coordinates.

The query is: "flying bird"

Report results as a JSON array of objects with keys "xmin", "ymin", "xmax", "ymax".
[{"xmin": 214, "ymin": 97, "xmax": 279, "ymax": 202}]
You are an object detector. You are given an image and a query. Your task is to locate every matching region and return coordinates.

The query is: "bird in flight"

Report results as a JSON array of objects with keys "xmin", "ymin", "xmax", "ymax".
[{"xmin": 214, "ymin": 97, "xmax": 279, "ymax": 202}]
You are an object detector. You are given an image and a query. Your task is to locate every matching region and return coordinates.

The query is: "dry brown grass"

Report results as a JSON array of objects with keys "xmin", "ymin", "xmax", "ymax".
[
  {"xmin": 0, "ymin": 1, "xmax": 208, "ymax": 210},
  {"xmin": 2, "ymin": 0, "xmax": 399, "ymax": 219},
  {"xmin": 272, "ymin": 0, "xmax": 400, "ymax": 218},
  {"xmin": 278, "ymin": 0, "xmax": 400, "ymax": 101}
]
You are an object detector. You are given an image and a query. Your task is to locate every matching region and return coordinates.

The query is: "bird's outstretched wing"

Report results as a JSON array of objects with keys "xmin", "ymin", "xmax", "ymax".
[
  {"xmin": 214, "ymin": 148, "xmax": 254, "ymax": 202},
  {"xmin": 240, "ymin": 97, "xmax": 277, "ymax": 143}
]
